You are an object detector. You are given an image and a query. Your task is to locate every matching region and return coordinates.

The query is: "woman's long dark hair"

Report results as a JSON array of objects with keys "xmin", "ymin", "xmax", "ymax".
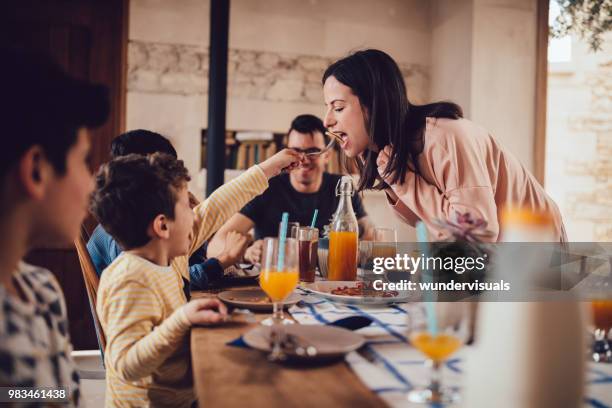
[{"xmin": 322, "ymin": 49, "xmax": 463, "ymax": 191}]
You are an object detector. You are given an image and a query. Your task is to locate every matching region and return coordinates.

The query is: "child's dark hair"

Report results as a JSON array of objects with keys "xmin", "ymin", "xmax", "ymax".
[
  {"xmin": 90, "ymin": 153, "xmax": 191, "ymax": 249},
  {"xmin": 111, "ymin": 129, "xmax": 177, "ymax": 159},
  {"xmin": 1, "ymin": 47, "xmax": 109, "ymax": 179}
]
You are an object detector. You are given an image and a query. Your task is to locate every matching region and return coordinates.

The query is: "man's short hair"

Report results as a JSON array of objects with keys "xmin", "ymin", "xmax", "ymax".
[
  {"xmin": 1, "ymin": 47, "xmax": 109, "ymax": 179},
  {"xmin": 90, "ymin": 153, "xmax": 191, "ymax": 250},
  {"xmin": 110, "ymin": 129, "xmax": 177, "ymax": 159},
  {"xmin": 284, "ymin": 114, "xmax": 329, "ymax": 146}
]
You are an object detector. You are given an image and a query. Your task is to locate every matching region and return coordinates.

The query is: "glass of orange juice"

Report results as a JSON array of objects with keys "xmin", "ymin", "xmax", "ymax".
[
  {"xmin": 372, "ymin": 227, "xmax": 398, "ymax": 260},
  {"xmin": 259, "ymin": 237, "xmax": 299, "ymax": 361},
  {"xmin": 406, "ymin": 302, "xmax": 471, "ymax": 404},
  {"xmin": 591, "ymin": 299, "xmax": 612, "ymax": 362}
]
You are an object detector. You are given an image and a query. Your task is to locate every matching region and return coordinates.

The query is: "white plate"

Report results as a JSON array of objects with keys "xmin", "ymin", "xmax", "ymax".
[
  {"xmin": 300, "ymin": 280, "xmax": 410, "ymax": 305},
  {"xmin": 243, "ymin": 324, "xmax": 364, "ymax": 360}
]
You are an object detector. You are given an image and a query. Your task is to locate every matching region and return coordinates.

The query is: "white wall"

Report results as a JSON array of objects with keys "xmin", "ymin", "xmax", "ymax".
[
  {"xmin": 230, "ymin": 0, "xmax": 431, "ymax": 62},
  {"xmin": 431, "ymin": 0, "xmax": 538, "ymax": 172},
  {"xmin": 470, "ymin": 0, "xmax": 537, "ymax": 172},
  {"xmin": 430, "ymin": 0, "xmax": 473, "ymax": 116}
]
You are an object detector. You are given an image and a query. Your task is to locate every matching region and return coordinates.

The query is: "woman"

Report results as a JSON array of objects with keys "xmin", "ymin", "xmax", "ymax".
[{"xmin": 322, "ymin": 49, "xmax": 566, "ymax": 242}]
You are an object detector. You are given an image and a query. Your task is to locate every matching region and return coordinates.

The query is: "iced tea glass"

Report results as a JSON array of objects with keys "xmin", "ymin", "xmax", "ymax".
[{"xmin": 298, "ymin": 227, "xmax": 318, "ymax": 283}]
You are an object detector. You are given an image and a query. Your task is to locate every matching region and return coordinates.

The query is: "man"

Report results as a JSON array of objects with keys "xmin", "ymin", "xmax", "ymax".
[
  {"xmin": 0, "ymin": 47, "xmax": 109, "ymax": 405},
  {"xmin": 87, "ymin": 129, "xmax": 249, "ymax": 289},
  {"xmin": 207, "ymin": 114, "xmax": 374, "ymax": 263}
]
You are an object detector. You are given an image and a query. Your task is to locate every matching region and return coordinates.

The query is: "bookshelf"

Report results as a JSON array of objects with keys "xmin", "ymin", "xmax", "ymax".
[{"xmin": 200, "ymin": 128, "xmax": 346, "ymax": 174}]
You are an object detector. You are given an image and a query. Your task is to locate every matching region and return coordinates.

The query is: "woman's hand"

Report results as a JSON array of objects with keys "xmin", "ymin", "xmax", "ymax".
[{"xmin": 376, "ymin": 145, "xmax": 393, "ymax": 182}]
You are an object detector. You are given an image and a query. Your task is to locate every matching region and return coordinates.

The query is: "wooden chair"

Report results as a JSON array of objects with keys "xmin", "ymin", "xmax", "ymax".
[{"xmin": 74, "ymin": 226, "xmax": 107, "ymax": 362}]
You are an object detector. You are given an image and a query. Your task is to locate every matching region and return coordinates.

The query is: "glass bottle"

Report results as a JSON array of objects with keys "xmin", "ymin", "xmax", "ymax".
[{"xmin": 327, "ymin": 176, "xmax": 358, "ymax": 281}]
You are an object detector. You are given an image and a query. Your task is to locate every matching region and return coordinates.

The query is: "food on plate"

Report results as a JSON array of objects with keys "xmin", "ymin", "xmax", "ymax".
[
  {"xmin": 330, "ymin": 281, "xmax": 398, "ymax": 298},
  {"xmin": 227, "ymin": 295, "xmax": 272, "ymax": 303}
]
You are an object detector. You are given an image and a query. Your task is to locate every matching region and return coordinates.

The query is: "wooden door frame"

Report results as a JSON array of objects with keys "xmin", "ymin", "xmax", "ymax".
[
  {"xmin": 86, "ymin": 0, "xmax": 129, "ymax": 170},
  {"xmin": 5, "ymin": 0, "xmax": 129, "ymax": 349},
  {"xmin": 534, "ymin": 0, "xmax": 549, "ymax": 185},
  {"xmin": 4, "ymin": 0, "xmax": 128, "ymax": 168}
]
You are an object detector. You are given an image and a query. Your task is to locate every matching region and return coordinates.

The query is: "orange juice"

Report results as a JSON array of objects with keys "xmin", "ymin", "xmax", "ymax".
[
  {"xmin": 259, "ymin": 269, "xmax": 299, "ymax": 302},
  {"xmin": 328, "ymin": 231, "xmax": 358, "ymax": 281},
  {"xmin": 410, "ymin": 332, "xmax": 462, "ymax": 362},
  {"xmin": 372, "ymin": 243, "xmax": 396, "ymax": 259},
  {"xmin": 592, "ymin": 300, "xmax": 612, "ymax": 330}
]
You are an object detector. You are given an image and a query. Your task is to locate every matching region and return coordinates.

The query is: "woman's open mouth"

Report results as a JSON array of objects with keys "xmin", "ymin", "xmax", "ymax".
[{"xmin": 334, "ymin": 131, "xmax": 349, "ymax": 149}]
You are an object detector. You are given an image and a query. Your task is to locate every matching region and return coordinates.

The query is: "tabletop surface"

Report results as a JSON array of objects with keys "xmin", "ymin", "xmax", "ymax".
[{"xmin": 190, "ymin": 288, "xmax": 386, "ymax": 408}]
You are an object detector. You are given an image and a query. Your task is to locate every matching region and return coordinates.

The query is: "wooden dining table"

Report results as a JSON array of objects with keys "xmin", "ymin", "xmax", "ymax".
[{"xmin": 190, "ymin": 286, "xmax": 386, "ymax": 407}]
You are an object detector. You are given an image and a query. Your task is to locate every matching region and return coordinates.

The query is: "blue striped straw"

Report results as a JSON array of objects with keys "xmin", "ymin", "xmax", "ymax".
[
  {"xmin": 277, "ymin": 212, "xmax": 289, "ymax": 271},
  {"xmin": 310, "ymin": 209, "xmax": 319, "ymax": 228},
  {"xmin": 416, "ymin": 221, "xmax": 438, "ymax": 336}
]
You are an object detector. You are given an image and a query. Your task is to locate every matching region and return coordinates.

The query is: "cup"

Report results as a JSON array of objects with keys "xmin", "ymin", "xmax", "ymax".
[
  {"xmin": 317, "ymin": 238, "xmax": 329, "ymax": 279},
  {"xmin": 298, "ymin": 227, "xmax": 318, "ymax": 283},
  {"xmin": 279, "ymin": 221, "xmax": 299, "ymax": 239},
  {"xmin": 259, "ymin": 237, "xmax": 299, "ymax": 361},
  {"xmin": 372, "ymin": 227, "xmax": 397, "ymax": 259}
]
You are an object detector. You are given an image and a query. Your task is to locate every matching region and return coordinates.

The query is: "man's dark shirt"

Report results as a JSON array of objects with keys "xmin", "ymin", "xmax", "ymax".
[{"xmin": 240, "ymin": 172, "xmax": 367, "ymax": 239}]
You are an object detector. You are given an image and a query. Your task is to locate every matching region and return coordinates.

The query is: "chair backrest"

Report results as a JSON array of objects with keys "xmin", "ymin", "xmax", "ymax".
[{"xmin": 74, "ymin": 226, "xmax": 107, "ymax": 355}]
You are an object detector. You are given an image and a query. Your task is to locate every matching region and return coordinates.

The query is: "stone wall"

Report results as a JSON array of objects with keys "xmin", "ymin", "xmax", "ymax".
[
  {"xmin": 127, "ymin": 40, "xmax": 430, "ymax": 104},
  {"xmin": 546, "ymin": 36, "xmax": 612, "ymax": 241}
]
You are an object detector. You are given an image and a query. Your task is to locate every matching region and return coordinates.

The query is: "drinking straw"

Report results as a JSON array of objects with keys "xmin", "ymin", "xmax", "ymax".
[
  {"xmin": 416, "ymin": 221, "xmax": 438, "ymax": 336},
  {"xmin": 310, "ymin": 209, "xmax": 319, "ymax": 228},
  {"xmin": 277, "ymin": 212, "xmax": 289, "ymax": 271}
]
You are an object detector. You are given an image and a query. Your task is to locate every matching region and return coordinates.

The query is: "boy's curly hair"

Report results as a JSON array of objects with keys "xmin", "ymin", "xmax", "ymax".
[{"xmin": 90, "ymin": 153, "xmax": 190, "ymax": 249}]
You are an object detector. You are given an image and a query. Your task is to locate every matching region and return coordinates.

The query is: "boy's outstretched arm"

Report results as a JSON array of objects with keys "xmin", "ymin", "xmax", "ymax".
[{"xmin": 187, "ymin": 149, "xmax": 302, "ymax": 256}]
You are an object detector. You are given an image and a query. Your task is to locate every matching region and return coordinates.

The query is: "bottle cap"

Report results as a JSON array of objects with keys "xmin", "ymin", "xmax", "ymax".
[{"xmin": 335, "ymin": 176, "xmax": 355, "ymax": 196}]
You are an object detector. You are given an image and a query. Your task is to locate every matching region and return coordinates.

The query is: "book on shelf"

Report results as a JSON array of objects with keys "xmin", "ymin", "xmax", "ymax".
[
  {"xmin": 235, "ymin": 131, "xmax": 273, "ymax": 142},
  {"xmin": 202, "ymin": 129, "xmax": 283, "ymax": 170}
]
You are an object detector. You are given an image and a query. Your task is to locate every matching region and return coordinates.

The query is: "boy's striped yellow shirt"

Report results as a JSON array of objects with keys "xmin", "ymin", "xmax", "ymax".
[{"xmin": 97, "ymin": 165, "xmax": 268, "ymax": 407}]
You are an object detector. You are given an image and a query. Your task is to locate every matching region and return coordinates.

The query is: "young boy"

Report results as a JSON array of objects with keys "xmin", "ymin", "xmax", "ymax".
[
  {"xmin": 0, "ymin": 48, "xmax": 109, "ymax": 406},
  {"xmin": 87, "ymin": 129, "xmax": 249, "ymax": 289},
  {"xmin": 90, "ymin": 150, "xmax": 301, "ymax": 407}
]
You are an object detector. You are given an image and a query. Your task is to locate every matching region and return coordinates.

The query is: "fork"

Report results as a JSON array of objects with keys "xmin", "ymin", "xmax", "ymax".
[
  {"xmin": 282, "ymin": 333, "xmax": 318, "ymax": 357},
  {"xmin": 325, "ymin": 130, "xmax": 344, "ymax": 143},
  {"xmin": 304, "ymin": 137, "xmax": 336, "ymax": 157},
  {"xmin": 268, "ymin": 330, "xmax": 318, "ymax": 357}
]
